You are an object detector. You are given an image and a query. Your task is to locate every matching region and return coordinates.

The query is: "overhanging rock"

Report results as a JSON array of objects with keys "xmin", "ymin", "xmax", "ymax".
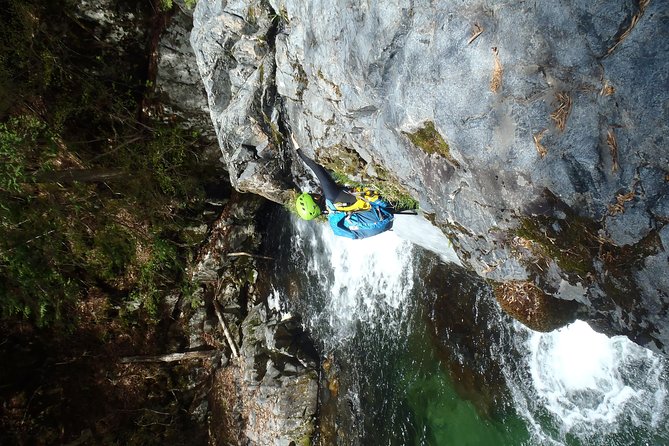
[{"xmin": 191, "ymin": 0, "xmax": 669, "ymax": 355}]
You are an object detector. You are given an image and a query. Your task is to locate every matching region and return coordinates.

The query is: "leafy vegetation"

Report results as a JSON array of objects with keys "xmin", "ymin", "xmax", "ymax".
[
  {"xmin": 160, "ymin": 0, "xmax": 198, "ymax": 11},
  {"xmin": 0, "ymin": 0, "xmax": 220, "ymax": 327},
  {"xmin": 1, "ymin": 0, "xmax": 226, "ymax": 443}
]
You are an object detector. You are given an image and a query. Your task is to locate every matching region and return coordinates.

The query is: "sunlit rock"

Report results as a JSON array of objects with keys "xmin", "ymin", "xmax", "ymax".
[{"xmin": 191, "ymin": 0, "xmax": 669, "ymax": 354}]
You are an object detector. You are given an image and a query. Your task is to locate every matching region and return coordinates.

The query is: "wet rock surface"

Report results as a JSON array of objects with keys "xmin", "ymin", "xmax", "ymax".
[
  {"xmin": 420, "ymin": 258, "xmax": 513, "ymax": 419},
  {"xmin": 189, "ymin": 193, "xmax": 319, "ymax": 445},
  {"xmin": 191, "ymin": 0, "xmax": 669, "ymax": 354}
]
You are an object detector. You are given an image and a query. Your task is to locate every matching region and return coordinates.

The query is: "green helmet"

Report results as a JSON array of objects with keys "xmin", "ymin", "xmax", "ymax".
[{"xmin": 295, "ymin": 193, "xmax": 321, "ymax": 220}]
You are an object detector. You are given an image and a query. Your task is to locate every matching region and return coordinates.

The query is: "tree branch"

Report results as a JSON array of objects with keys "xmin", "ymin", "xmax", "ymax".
[
  {"xmin": 119, "ymin": 350, "xmax": 217, "ymax": 364},
  {"xmin": 227, "ymin": 251, "xmax": 273, "ymax": 260},
  {"xmin": 213, "ymin": 300, "xmax": 239, "ymax": 359}
]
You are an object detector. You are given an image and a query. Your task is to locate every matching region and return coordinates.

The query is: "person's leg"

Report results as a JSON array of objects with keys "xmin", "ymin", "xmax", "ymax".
[
  {"xmin": 297, "ymin": 149, "xmax": 356, "ymax": 204},
  {"xmin": 333, "ymin": 189, "xmax": 357, "ymax": 204}
]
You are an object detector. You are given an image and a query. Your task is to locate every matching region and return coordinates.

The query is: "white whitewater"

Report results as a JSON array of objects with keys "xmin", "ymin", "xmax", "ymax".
[
  {"xmin": 509, "ymin": 320, "xmax": 669, "ymax": 444},
  {"xmin": 392, "ymin": 213, "xmax": 462, "ymax": 265},
  {"xmin": 291, "ymin": 217, "xmax": 416, "ymax": 341},
  {"xmin": 287, "ymin": 215, "xmax": 669, "ymax": 444}
]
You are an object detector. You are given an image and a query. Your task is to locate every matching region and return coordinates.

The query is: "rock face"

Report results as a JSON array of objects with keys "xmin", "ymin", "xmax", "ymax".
[
  {"xmin": 191, "ymin": 0, "xmax": 295, "ymax": 203},
  {"xmin": 155, "ymin": 1, "xmax": 218, "ymax": 142},
  {"xmin": 74, "ymin": 0, "xmax": 217, "ymax": 143},
  {"xmin": 191, "ymin": 1, "xmax": 669, "ymax": 354},
  {"xmin": 237, "ymin": 305, "xmax": 318, "ymax": 446},
  {"xmin": 189, "ymin": 193, "xmax": 319, "ymax": 445}
]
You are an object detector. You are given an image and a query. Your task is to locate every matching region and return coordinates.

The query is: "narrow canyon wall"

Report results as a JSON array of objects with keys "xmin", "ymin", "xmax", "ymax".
[{"xmin": 191, "ymin": 0, "xmax": 669, "ymax": 354}]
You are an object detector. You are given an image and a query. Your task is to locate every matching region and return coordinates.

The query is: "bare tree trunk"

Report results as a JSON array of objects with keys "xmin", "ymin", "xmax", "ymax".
[
  {"xmin": 35, "ymin": 168, "xmax": 126, "ymax": 184},
  {"xmin": 227, "ymin": 251, "xmax": 274, "ymax": 260},
  {"xmin": 119, "ymin": 350, "xmax": 217, "ymax": 364},
  {"xmin": 213, "ymin": 300, "xmax": 240, "ymax": 359}
]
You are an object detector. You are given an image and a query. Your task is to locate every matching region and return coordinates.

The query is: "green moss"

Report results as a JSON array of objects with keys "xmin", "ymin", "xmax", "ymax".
[
  {"xmin": 512, "ymin": 189, "xmax": 666, "ymax": 284},
  {"xmin": 316, "ymin": 145, "xmax": 418, "ymax": 210},
  {"xmin": 404, "ymin": 121, "xmax": 459, "ymax": 167},
  {"xmin": 247, "ymin": 5, "xmax": 257, "ymax": 24},
  {"xmin": 597, "ymin": 230, "xmax": 662, "ymax": 311},
  {"xmin": 91, "ymin": 225, "xmax": 137, "ymax": 281},
  {"xmin": 510, "ymin": 197, "xmax": 665, "ymax": 318},
  {"xmin": 514, "ymin": 215, "xmax": 600, "ymax": 277},
  {"xmin": 263, "ymin": 113, "xmax": 283, "ymax": 148},
  {"xmin": 160, "ymin": 0, "xmax": 197, "ymax": 11}
]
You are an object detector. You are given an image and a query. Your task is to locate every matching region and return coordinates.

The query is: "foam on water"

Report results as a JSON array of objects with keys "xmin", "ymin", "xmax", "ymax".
[
  {"xmin": 511, "ymin": 319, "xmax": 669, "ymax": 444},
  {"xmin": 285, "ymin": 214, "xmax": 669, "ymax": 444}
]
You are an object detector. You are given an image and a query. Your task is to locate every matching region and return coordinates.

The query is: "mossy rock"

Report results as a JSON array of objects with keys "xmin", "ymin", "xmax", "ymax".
[
  {"xmin": 316, "ymin": 145, "xmax": 366, "ymax": 182},
  {"xmin": 493, "ymin": 280, "xmax": 578, "ymax": 332},
  {"xmin": 403, "ymin": 121, "xmax": 459, "ymax": 167},
  {"xmin": 315, "ymin": 145, "xmax": 418, "ymax": 210},
  {"xmin": 514, "ymin": 216, "xmax": 599, "ymax": 277}
]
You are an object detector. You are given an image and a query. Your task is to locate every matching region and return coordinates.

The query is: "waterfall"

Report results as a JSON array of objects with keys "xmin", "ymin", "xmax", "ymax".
[
  {"xmin": 274, "ymin": 213, "xmax": 669, "ymax": 445},
  {"xmin": 289, "ymin": 217, "xmax": 416, "ymax": 346}
]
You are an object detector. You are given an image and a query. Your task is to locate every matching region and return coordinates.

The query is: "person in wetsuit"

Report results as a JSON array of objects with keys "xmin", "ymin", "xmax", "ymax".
[
  {"xmin": 296, "ymin": 148, "xmax": 357, "ymax": 207},
  {"xmin": 292, "ymin": 135, "xmax": 395, "ymax": 239},
  {"xmin": 291, "ymin": 133, "xmax": 356, "ymax": 220}
]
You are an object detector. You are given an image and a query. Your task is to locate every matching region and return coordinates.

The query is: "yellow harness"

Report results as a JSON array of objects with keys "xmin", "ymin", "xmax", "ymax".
[{"xmin": 332, "ymin": 188, "xmax": 380, "ymax": 212}]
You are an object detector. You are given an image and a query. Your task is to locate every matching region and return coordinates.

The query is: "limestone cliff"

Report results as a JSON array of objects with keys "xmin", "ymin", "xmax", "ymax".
[{"xmin": 190, "ymin": 0, "xmax": 669, "ymax": 354}]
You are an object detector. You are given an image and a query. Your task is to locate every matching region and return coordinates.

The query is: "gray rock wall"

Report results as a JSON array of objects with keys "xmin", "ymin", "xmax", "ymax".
[
  {"xmin": 191, "ymin": 0, "xmax": 669, "ymax": 354},
  {"xmin": 189, "ymin": 193, "xmax": 319, "ymax": 445},
  {"xmin": 191, "ymin": 0, "xmax": 294, "ymax": 203},
  {"xmin": 156, "ymin": 1, "xmax": 218, "ymax": 142}
]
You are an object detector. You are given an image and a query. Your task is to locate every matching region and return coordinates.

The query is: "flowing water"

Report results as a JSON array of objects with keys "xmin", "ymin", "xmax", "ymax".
[{"xmin": 264, "ymin": 211, "xmax": 669, "ymax": 445}]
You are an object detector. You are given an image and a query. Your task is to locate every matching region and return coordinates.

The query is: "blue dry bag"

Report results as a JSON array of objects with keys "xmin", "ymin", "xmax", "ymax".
[{"xmin": 326, "ymin": 198, "xmax": 394, "ymax": 239}]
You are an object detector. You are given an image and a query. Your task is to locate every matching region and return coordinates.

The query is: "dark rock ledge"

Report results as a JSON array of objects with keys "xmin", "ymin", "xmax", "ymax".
[{"xmin": 186, "ymin": 192, "xmax": 318, "ymax": 445}]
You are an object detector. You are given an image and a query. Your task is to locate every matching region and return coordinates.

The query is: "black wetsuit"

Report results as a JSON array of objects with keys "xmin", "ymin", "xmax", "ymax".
[{"xmin": 297, "ymin": 149, "xmax": 357, "ymax": 205}]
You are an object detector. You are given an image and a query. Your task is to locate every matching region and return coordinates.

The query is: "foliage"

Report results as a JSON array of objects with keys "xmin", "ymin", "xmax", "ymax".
[
  {"xmin": 0, "ymin": 0, "xmax": 220, "ymax": 328},
  {"xmin": 0, "ymin": 116, "xmax": 49, "ymax": 192},
  {"xmin": 0, "ymin": 1, "xmax": 224, "ymax": 444},
  {"xmin": 160, "ymin": 0, "xmax": 198, "ymax": 11}
]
